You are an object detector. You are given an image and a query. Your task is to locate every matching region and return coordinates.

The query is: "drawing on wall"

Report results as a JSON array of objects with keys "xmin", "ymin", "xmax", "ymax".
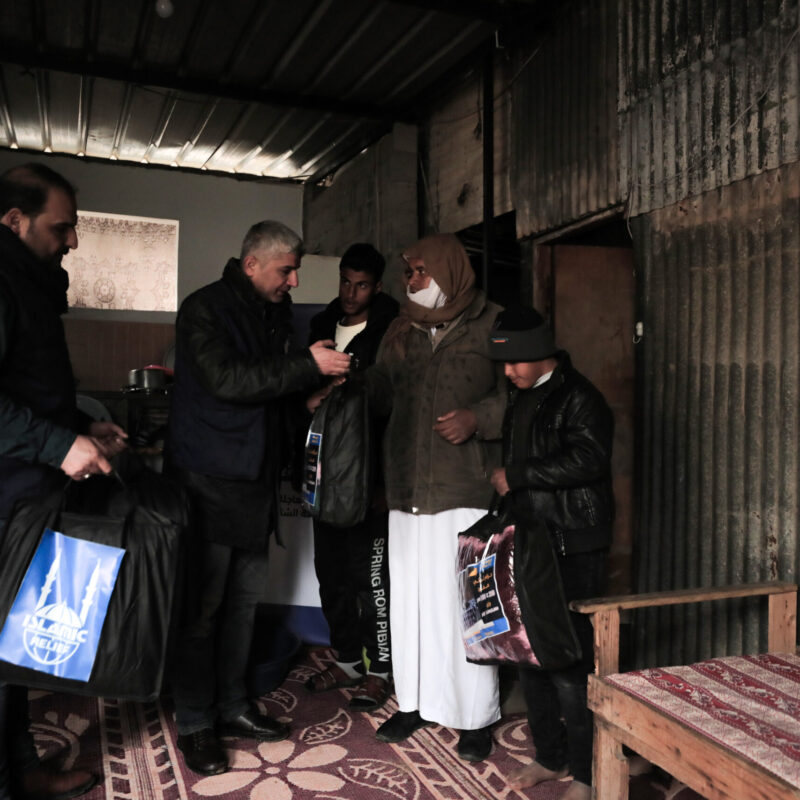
[{"xmin": 63, "ymin": 211, "xmax": 179, "ymax": 312}]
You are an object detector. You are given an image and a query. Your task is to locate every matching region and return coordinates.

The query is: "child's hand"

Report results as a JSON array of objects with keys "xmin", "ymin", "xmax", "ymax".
[{"xmin": 490, "ymin": 467, "xmax": 510, "ymax": 496}]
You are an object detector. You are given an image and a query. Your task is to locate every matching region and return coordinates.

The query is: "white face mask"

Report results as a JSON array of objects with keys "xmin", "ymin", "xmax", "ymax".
[{"xmin": 407, "ymin": 276, "xmax": 446, "ymax": 309}]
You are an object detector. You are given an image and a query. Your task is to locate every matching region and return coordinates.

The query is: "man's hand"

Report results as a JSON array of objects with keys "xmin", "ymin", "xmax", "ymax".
[
  {"xmin": 88, "ymin": 421, "xmax": 128, "ymax": 458},
  {"xmin": 433, "ymin": 408, "xmax": 478, "ymax": 444},
  {"xmin": 60, "ymin": 435, "xmax": 113, "ymax": 480},
  {"xmin": 306, "ymin": 377, "xmax": 345, "ymax": 413},
  {"xmin": 490, "ymin": 467, "xmax": 510, "ymax": 496},
  {"xmin": 310, "ymin": 340, "xmax": 351, "ymax": 376}
]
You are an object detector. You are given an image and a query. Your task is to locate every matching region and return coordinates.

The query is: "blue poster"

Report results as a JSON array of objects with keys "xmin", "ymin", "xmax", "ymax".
[{"xmin": 0, "ymin": 528, "xmax": 125, "ymax": 681}]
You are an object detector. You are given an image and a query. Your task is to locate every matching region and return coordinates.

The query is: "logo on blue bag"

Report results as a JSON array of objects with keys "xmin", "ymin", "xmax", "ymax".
[
  {"xmin": 0, "ymin": 528, "xmax": 125, "ymax": 681},
  {"xmin": 21, "ymin": 547, "xmax": 97, "ymax": 666}
]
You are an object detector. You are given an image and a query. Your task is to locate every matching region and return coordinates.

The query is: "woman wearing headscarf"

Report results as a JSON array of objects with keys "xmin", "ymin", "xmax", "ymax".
[{"xmin": 370, "ymin": 233, "xmax": 505, "ymax": 761}]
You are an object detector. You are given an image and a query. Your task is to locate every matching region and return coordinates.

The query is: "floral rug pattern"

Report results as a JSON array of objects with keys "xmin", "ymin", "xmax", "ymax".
[{"xmin": 29, "ymin": 649, "xmax": 705, "ymax": 800}]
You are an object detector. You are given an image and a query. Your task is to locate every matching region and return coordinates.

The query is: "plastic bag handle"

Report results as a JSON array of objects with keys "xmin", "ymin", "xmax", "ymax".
[{"xmin": 488, "ymin": 491, "xmax": 507, "ymax": 518}]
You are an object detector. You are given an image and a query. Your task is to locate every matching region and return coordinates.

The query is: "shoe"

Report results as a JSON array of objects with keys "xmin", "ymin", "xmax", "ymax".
[
  {"xmin": 457, "ymin": 726, "xmax": 493, "ymax": 762},
  {"xmin": 219, "ymin": 707, "xmax": 290, "ymax": 742},
  {"xmin": 349, "ymin": 674, "xmax": 392, "ymax": 712},
  {"xmin": 375, "ymin": 710, "xmax": 432, "ymax": 743},
  {"xmin": 20, "ymin": 767, "xmax": 98, "ymax": 800},
  {"xmin": 305, "ymin": 663, "xmax": 363, "ymax": 693},
  {"xmin": 176, "ymin": 729, "xmax": 228, "ymax": 776}
]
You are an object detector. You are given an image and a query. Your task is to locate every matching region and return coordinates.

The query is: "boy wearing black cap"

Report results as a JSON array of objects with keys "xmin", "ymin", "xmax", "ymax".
[
  {"xmin": 304, "ymin": 243, "xmax": 398, "ymax": 711},
  {"xmin": 488, "ymin": 307, "xmax": 614, "ymax": 800}
]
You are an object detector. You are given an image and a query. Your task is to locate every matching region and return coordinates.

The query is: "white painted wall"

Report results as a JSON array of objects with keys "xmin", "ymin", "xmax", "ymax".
[
  {"xmin": 0, "ymin": 149, "xmax": 304, "ymax": 318},
  {"xmin": 291, "ymin": 254, "xmax": 340, "ymax": 305}
]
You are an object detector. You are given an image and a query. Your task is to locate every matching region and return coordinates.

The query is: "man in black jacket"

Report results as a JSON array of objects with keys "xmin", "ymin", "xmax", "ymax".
[
  {"xmin": 488, "ymin": 307, "xmax": 614, "ymax": 800},
  {"xmin": 304, "ymin": 244, "xmax": 398, "ymax": 712},
  {"xmin": 167, "ymin": 221, "xmax": 351, "ymax": 776},
  {"xmin": 0, "ymin": 163, "xmax": 127, "ymax": 800}
]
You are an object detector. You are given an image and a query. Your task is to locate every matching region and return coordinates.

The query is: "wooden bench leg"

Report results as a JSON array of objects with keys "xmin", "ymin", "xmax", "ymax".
[{"xmin": 593, "ymin": 719, "xmax": 629, "ymax": 800}]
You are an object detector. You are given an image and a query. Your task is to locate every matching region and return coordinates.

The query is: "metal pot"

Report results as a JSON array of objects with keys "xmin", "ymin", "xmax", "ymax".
[{"xmin": 128, "ymin": 365, "xmax": 172, "ymax": 390}]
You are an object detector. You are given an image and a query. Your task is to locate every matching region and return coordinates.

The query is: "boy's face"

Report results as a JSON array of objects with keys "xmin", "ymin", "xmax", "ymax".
[
  {"xmin": 339, "ymin": 267, "xmax": 380, "ymax": 324},
  {"xmin": 504, "ymin": 360, "xmax": 551, "ymax": 390}
]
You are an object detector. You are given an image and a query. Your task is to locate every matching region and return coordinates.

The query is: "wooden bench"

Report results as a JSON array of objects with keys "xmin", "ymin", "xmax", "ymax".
[{"xmin": 571, "ymin": 581, "xmax": 799, "ymax": 800}]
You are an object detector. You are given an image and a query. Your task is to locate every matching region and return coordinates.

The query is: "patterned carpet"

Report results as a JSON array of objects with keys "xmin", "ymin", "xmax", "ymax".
[{"xmin": 28, "ymin": 648, "xmax": 705, "ymax": 800}]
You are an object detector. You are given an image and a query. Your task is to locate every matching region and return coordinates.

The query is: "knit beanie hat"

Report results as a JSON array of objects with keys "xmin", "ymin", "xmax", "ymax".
[{"xmin": 488, "ymin": 307, "xmax": 557, "ymax": 361}]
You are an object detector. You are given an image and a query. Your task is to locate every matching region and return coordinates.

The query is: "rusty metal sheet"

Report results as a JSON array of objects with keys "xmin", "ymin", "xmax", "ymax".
[
  {"xmin": 620, "ymin": 0, "xmax": 800, "ymax": 216},
  {"xmin": 511, "ymin": 0, "xmax": 621, "ymax": 238},
  {"xmin": 631, "ymin": 161, "xmax": 800, "ymax": 666}
]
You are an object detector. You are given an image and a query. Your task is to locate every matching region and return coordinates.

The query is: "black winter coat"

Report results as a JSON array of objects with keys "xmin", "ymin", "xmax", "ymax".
[
  {"xmin": 504, "ymin": 352, "xmax": 614, "ymax": 555},
  {"xmin": 0, "ymin": 226, "xmax": 79, "ymax": 521},
  {"xmin": 308, "ymin": 292, "xmax": 399, "ymax": 369},
  {"xmin": 305, "ymin": 291, "xmax": 398, "ymax": 499},
  {"xmin": 167, "ymin": 259, "xmax": 320, "ymax": 549}
]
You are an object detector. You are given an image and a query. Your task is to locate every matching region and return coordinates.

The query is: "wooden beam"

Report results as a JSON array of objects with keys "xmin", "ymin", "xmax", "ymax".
[
  {"xmin": 768, "ymin": 590, "xmax": 798, "ymax": 653},
  {"xmin": 593, "ymin": 717, "xmax": 629, "ymax": 800},
  {"xmin": 571, "ymin": 581, "xmax": 798, "ymax": 615},
  {"xmin": 593, "ymin": 608, "xmax": 620, "ymax": 677}
]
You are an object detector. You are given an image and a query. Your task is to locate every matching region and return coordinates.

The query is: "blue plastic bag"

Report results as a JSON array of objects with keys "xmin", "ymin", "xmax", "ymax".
[{"xmin": 0, "ymin": 527, "xmax": 125, "ymax": 681}]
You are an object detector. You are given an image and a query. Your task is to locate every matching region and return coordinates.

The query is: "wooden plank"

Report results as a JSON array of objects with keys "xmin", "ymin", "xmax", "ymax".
[
  {"xmin": 768, "ymin": 590, "xmax": 798, "ymax": 653},
  {"xmin": 571, "ymin": 581, "xmax": 797, "ymax": 614},
  {"xmin": 593, "ymin": 608, "xmax": 620, "ymax": 677},
  {"xmin": 588, "ymin": 677, "xmax": 800, "ymax": 800},
  {"xmin": 593, "ymin": 718, "xmax": 629, "ymax": 800}
]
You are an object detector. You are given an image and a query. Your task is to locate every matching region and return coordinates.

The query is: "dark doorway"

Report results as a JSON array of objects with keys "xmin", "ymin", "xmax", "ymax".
[
  {"xmin": 534, "ymin": 219, "xmax": 636, "ymax": 595},
  {"xmin": 456, "ymin": 211, "xmax": 522, "ymax": 308}
]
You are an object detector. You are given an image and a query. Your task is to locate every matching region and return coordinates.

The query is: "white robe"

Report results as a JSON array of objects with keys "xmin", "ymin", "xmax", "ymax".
[{"xmin": 388, "ymin": 508, "xmax": 500, "ymax": 730}]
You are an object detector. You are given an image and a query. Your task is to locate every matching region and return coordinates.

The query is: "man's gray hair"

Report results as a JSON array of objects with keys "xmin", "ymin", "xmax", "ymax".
[{"xmin": 240, "ymin": 220, "xmax": 303, "ymax": 262}]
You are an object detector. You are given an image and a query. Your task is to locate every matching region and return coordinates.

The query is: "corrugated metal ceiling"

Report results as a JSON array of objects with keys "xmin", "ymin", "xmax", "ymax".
[{"xmin": 0, "ymin": 0, "xmax": 538, "ymax": 183}]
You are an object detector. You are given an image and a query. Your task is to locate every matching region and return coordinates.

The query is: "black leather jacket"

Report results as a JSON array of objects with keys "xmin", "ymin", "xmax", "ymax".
[
  {"xmin": 503, "ymin": 352, "xmax": 614, "ymax": 555},
  {"xmin": 168, "ymin": 258, "xmax": 319, "ymax": 482}
]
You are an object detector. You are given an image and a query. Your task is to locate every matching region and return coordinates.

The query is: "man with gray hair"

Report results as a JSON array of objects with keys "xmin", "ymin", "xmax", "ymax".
[{"xmin": 167, "ymin": 220, "xmax": 350, "ymax": 775}]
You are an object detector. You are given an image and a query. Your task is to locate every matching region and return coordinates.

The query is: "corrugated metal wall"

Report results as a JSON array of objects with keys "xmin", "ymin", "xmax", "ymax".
[
  {"xmin": 620, "ymin": 0, "xmax": 800, "ymax": 217},
  {"xmin": 624, "ymin": 0, "xmax": 800, "ymax": 664},
  {"xmin": 509, "ymin": 0, "xmax": 800, "ymax": 662},
  {"xmin": 512, "ymin": 0, "xmax": 621, "ymax": 238},
  {"xmin": 632, "ymin": 162, "xmax": 800, "ymax": 664}
]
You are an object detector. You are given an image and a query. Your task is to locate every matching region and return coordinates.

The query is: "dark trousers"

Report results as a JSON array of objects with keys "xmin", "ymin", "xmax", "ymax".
[
  {"xmin": 0, "ymin": 685, "xmax": 34, "ymax": 800},
  {"xmin": 0, "ymin": 517, "xmax": 37, "ymax": 800},
  {"xmin": 171, "ymin": 541, "xmax": 270, "ymax": 734},
  {"xmin": 313, "ymin": 510, "xmax": 391, "ymax": 671},
  {"xmin": 519, "ymin": 549, "xmax": 606, "ymax": 787}
]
